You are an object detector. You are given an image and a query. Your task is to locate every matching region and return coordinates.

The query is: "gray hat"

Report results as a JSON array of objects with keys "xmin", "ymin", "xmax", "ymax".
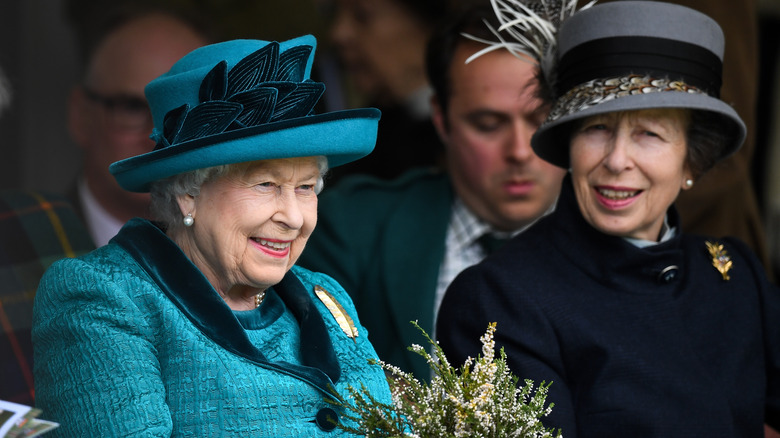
[{"xmin": 527, "ymin": 1, "xmax": 746, "ymax": 168}]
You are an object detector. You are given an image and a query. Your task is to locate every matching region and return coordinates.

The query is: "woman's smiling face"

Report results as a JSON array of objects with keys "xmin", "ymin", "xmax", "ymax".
[
  {"xmin": 179, "ymin": 157, "xmax": 320, "ymax": 296},
  {"xmin": 569, "ymin": 108, "xmax": 693, "ymax": 241}
]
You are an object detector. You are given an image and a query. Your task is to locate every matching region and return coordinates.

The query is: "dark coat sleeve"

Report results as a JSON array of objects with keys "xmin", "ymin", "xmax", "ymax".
[
  {"xmin": 437, "ymin": 257, "xmax": 577, "ymax": 436},
  {"xmin": 726, "ymin": 235, "xmax": 780, "ymax": 430}
]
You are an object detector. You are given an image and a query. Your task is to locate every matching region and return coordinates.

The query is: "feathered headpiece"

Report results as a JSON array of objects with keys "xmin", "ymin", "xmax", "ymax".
[
  {"xmin": 464, "ymin": 0, "xmax": 596, "ymax": 102},
  {"xmin": 465, "ymin": 0, "xmax": 745, "ymax": 170}
]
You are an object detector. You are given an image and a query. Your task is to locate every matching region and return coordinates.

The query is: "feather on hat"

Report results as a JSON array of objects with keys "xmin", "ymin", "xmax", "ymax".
[{"xmin": 469, "ymin": 0, "xmax": 745, "ymax": 169}]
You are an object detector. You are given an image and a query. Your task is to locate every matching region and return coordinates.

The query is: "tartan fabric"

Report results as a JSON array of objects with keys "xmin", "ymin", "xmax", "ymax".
[{"xmin": 0, "ymin": 190, "xmax": 94, "ymax": 406}]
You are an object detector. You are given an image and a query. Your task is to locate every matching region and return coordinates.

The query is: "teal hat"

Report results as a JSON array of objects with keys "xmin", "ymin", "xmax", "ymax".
[{"xmin": 109, "ymin": 35, "xmax": 380, "ymax": 192}]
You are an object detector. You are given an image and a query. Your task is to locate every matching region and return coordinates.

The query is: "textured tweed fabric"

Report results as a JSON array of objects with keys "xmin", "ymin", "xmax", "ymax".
[{"xmin": 33, "ymin": 219, "xmax": 391, "ymax": 437}]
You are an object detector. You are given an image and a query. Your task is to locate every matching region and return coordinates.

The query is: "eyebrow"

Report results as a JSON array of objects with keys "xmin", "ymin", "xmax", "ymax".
[
  {"xmin": 243, "ymin": 164, "xmax": 320, "ymax": 181},
  {"xmin": 464, "ymin": 109, "xmax": 508, "ymax": 119}
]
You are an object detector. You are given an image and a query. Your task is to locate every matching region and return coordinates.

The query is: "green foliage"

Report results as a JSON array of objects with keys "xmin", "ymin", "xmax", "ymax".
[{"xmin": 333, "ymin": 322, "xmax": 562, "ymax": 438}]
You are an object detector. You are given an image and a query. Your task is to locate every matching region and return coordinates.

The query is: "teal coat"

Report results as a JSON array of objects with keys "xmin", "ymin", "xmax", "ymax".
[
  {"xmin": 33, "ymin": 219, "xmax": 391, "ymax": 437},
  {"xmin": 299, "ymin": 169, "xmax": 453, "ymax": 379}
]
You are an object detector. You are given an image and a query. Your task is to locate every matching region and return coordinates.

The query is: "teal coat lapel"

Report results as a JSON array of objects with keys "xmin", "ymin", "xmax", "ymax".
[{"xmin": 111, "ymin": 218, "xmax": 340, "ymax": 398}]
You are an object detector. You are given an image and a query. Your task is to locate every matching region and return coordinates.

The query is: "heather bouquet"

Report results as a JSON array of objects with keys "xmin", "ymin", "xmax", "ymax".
[{"xmin": 334, "ymin": 321, "xmax": 561, "ymax": 438}]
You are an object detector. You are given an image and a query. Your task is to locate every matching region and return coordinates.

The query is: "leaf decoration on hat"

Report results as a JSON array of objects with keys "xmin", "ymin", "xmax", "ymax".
[
  {"xmin": 157, "ymin": 104, "xmax": 189, "ymax": 150},
  {"xmin": 200, "ymin": 61, "xmax": 229, "ymax": 102},
  {"xmin": 277, "ymin": 45, "xmax": 312, "ymax": 82},
  {"xmin": 229, "ymin": 87, "xmax": 278, "ymax": 127},
  {"xmin": 227, "ymin": 42, "xmax": 279, "ymax": 96},
  {"xmin": 176, "ymin": 101, "xmax": 243, "ymax": 143},
  {"xmin": 158, "ymin": 41, "xmax": 324, "ymax": 149},
  {"xmin": 271, "ymin": 82, "xmax": 325, "ymax": 121},
  {"xmin": 465, "ymin": 0, "xmax": 596, "ymax": 101}
]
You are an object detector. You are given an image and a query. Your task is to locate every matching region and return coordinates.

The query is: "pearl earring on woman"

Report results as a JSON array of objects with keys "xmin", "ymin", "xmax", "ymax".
[
  {"xmin": 183, "ymin": 213, "xmax": 194, "ymax": 227},
  {"xmin": 684, "ymin": 179, "xmax": 694, "ymax": 188}
]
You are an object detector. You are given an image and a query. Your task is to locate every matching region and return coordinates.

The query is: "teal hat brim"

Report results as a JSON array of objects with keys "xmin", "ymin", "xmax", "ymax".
[{"xmin": 110, "ymin": 108, "xmax": 380, "ymax": 192}]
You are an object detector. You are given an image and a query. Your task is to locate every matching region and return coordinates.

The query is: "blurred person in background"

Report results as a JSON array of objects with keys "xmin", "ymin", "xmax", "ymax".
[
  {"xmin": 66, "ymin": 4, "xmax": 211, "ymax": 246},
  {"xmin": 299, "ymin": 5, "xmax": 566, "ymax": 379},
  {"xmin": 0, "ymin": 65, "xmax": 93, "ymax": 406},
  {"xmin": 322, "ymin": 0, "xmax": 448, "ymax": 184}
]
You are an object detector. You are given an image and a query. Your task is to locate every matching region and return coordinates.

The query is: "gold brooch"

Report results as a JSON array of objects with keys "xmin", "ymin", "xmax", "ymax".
[
  {"xmin": 705, "ymin": 241, "xmax": 732, "ymax": 281},
  {"xmin": 315, "ymin": 285, "xmax": 358, "ymax": 340}
]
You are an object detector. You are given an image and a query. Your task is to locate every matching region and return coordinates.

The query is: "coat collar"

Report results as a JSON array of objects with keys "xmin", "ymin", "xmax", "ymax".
[{"xmin": 110, "ymin": 218, "xmax": 341, "ymax": 398}]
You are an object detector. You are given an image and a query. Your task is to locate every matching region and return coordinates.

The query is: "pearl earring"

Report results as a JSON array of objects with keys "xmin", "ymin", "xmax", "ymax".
[
  {"xmin": 183, "ymin": 213, "xmax": 194, "ymax": 227},
  {"xmin": 684, "ymin": 179, "xmax": 694, "ymax": 188}
]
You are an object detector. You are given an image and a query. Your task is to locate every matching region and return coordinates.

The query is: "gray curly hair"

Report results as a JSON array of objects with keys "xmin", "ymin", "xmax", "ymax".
[{"xmin": 149, "ymin": 156, "xmax": 329, "ymax": 231}]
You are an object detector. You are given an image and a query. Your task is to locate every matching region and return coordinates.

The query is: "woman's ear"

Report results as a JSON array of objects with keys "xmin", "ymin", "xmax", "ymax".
[
  {"xmin": 681, "ymin": 165, "xmax": 695, "ymax": 190},
  {"xmin": 176, "ymin": 193, "xmax": 196, "ymax": 218}
]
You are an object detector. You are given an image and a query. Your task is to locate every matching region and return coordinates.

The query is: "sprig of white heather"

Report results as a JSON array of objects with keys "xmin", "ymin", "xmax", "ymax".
[{"xmin": 334, "ymin": 321, "xmax": 561, "ymax": 437}]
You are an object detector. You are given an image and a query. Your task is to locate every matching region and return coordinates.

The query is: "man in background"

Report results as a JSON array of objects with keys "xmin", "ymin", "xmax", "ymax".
[
  {"xmin": 66, "ymin": 5, "xmax": 210, "ymax": 246},
  {"xmin": 0, "ymin": 66, "xmax": 94, "ymax": 406},
  {"xmin": 299, "ymin": 5, "xmax": 566, "ymax": 379}
]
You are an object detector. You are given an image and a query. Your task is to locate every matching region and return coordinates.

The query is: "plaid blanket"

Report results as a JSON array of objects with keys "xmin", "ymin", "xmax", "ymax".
[{"xmin": 0, "ymin": 190, "xmax": 94, "ymax": 405}]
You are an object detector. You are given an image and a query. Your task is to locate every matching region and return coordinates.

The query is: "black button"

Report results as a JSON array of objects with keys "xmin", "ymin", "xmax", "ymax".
[
  {"xmin": 315, "ymin": 407, "xmax": 339, "ymax": 431},
  {"xmin": 657, "ymin": 265, "xmax": 679, "ymax": 283}
]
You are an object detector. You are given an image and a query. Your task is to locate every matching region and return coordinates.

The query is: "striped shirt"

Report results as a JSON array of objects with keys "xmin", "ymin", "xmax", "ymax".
[{"xmin": 434, "ymin": 197, "xmax": 554, "ymax": 329}]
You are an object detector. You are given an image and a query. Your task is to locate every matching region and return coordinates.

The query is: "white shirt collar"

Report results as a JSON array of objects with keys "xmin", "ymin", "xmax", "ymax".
[
  {"xmin": 623, "ymin": 214, "xmax": 677, "ymax": 248},
  {"xmin": 78, "ymin": 178, "xmax": 124, "ymax": 247},
  {"xmin": 449, "ymin": 196, "xmax": 553, "ymax": 251}
]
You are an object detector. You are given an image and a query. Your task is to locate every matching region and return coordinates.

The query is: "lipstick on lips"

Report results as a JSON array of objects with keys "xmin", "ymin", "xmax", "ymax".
[
  {"xmin": 593, "ymin": 185, "xmax": 640, "ymax": 209},
  {"xmin": 251, "ymin": 237, "xmax": 292, "ymax": 257}
]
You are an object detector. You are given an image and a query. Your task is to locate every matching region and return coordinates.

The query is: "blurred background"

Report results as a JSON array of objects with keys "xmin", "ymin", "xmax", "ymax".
[
  {"xmin": 0, "ymin": 0, "xmax": 332, "ymax": 194},
  {"xmin": 1, "ymin": 0, "xmax": 780, "ymax": 209}
]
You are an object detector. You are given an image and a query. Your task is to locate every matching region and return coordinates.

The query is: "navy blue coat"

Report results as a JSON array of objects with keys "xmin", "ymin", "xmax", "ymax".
[{"xmin": 437, "ymin": 177, "xmax": 780, "ymax": 437}]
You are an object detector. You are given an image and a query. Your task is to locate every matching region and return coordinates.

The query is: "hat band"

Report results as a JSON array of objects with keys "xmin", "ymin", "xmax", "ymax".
[
  {"xmin": 557, "ymin": 36, "xmax": 722, "ymax": 99},
  {"xmin": 547, "ymin": 74, "xmax": 706, "ymax": 123}
]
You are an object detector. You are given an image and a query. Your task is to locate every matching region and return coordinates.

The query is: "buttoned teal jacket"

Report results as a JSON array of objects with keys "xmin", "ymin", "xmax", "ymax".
[
  {"xmin": 299, "ymin": 169, "xmax": 453, "ymax": 379},
  {"xmin": 33, "ymin": 219, "xmax": 391, "ymax": 437}
]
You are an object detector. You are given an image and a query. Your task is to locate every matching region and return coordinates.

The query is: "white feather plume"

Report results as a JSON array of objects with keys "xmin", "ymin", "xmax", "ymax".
[{"xmin": 464, "ymin": 0, "xmax": 596, "ymax": 99}]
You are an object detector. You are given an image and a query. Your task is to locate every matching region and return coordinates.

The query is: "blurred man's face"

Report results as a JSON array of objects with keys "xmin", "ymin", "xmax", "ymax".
[
  {"xmin": 329, "ymin": 0, "xmax": 430, "ymax": 104},
  {"xmin": 69, "ymin": 13, "xmax": 209, "ymax": 221},
  {"xmin": 432, "ymin": 43, "xmax": 566, "ymax": 231}
]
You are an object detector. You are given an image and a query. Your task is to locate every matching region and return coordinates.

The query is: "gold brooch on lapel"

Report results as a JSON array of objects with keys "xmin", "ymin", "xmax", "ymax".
[
  {"xmin": 705, "ymin": 241, "xmax": 732, "ymax": 281},
  {"xmin": 315, "ymin": 285, "xmax": 359, "ymax": 340}
]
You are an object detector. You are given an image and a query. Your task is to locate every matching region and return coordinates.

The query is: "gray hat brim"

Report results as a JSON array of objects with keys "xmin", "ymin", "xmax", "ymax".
[{"xmin": 530, "ymin": 90, "xmax": 746, "ymax": 169}]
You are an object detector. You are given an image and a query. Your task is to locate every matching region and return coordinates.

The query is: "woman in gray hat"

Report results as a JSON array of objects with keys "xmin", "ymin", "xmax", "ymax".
[
  {"xmin": 32, "ymin": 35, "xmax": 391, "ymax": 437},
  {"xmin": 437, "ymin": 1, "xmax": 780, "ymax": 436}
]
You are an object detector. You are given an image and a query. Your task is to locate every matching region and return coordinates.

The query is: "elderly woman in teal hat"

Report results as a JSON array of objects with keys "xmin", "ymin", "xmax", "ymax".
[
  {"xmin": 32, "ymin": 35, "xmax": 391, "ymax": 437},
  {"xmin": 437, "ymin": 1, "xmax": 780, "ymax": 436}
]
